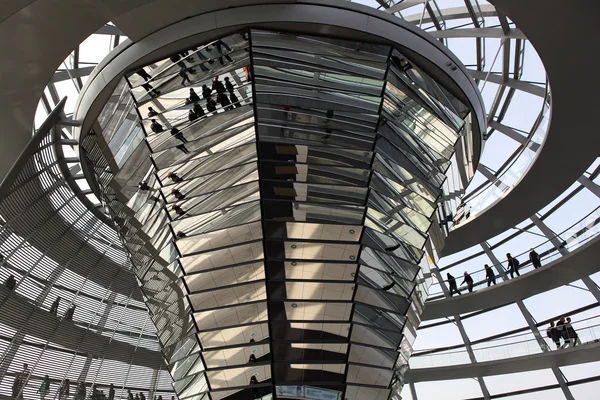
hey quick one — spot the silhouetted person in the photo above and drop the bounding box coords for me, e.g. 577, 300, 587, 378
179, 69, 191, 86
4, 274, 16, 290
217, 92, 233, 111
213, 76, 226, 94
12, 363, 29, 400
202, 84, 212, 100
461, 271, 474, 292
556, 316, 567, 348
138, 181, 150, 191
37, 375, 50, 400
171, 127, 188, 143
188, 110, 199, 122
170, 54, 186, 69
49, 297, 61, 315
150, 120, 163, 133
485, 264, 496, 286
447, 273, 460, 296
193, 102, 205, 117
59, 379, 70, 400
189, 88, 200, 103
140, 392, 146, 400
248, 353, 257, 363
171, 204, 185, 216
321, 127, 333, 142
176, 144, 189, 154
565, 317, 579, 347
176, 231, 186, 238
206, 98, 217, 113
147, 107, 158, 118
172, 189, 185, 200
547, 321, 561, 349
136, 68, 152, 81
136, 69, 160, 97
225, 76, 234, 93
214, 40, 233, 64
229, 92, 241, 108
127, 389, 134, 400
64, 304, 76, 321
507, 253, 520, 278
529, 248, 542, 269
167, 172, 182, 183
77, 381, 86, 400
249, 375, 259, 398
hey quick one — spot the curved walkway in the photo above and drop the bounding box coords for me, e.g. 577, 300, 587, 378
406, 341, 600, 383
422, 233, 600, 320
442, 0, 600, 255
0, 285, 163, 369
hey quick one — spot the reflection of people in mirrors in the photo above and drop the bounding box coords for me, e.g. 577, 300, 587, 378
188, 110, 199, 122
171, 127, 188, 143
214, 40, 233, 64
217, 92, 233, 111
135, 69, 160, 97
193, 102, 205, 117
224, 76, 234, 93
147, 107, 158, 118
230, 92, 241, 108
179, 69, 191, 86
189, 88, 200, 102
206, 98, 217, 113
150, 120, 163, 133
202, 84, 212, 99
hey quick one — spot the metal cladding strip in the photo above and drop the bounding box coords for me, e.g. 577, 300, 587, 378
0, 119, 171, 398
79, 27, 477, 400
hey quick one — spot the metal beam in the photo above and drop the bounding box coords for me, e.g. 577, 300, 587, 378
469, 69, 547, 97
429, 27, 526, 39
51, 66, 96, 83
94, 24, 122, 36
404, 4, 497, 23
530, 214, 568, 256
489, 120, 541, 152
386, 0, 425, 14
477, 163, 510, 191
431, 268, 491, 399
578, 175, 600, 198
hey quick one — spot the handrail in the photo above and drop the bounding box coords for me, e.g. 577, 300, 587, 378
452, 84, 551, 226
410, 320, 600, 369
427, 204, 600, 300
413, 315, 600, 356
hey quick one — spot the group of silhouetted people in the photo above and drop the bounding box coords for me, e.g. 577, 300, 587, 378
446, 249, 544, 296
143, 74, 244, 157
47, 296, 75, 321
547, 316, 580, 349
2, 275, 76, 320
11, 366, 159, 400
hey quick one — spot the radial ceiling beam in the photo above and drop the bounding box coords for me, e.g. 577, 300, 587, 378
386, 0, 425, 14
51, 66, 96, 83
429, 27, 525, 39
94, 24, 123, 36
469, 70, 546, 97
489, 120, 541, 152
404, 4, 497, 23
